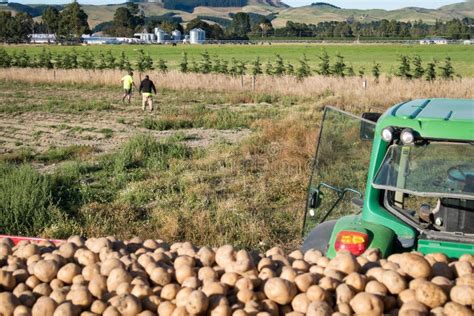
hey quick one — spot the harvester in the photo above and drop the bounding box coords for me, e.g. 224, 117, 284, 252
302, 98, 474, 258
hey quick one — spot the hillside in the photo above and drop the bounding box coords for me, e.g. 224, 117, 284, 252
5, 1, 473, 29
271, 2, 474, 27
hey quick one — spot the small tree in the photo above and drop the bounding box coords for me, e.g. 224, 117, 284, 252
0, 48, 11, 68
425, 59, 437, 81
358, 66, 365, 78
251, 57, 263, 76
229, 58, 239, 77
273, 54, 285, 76
265, 60, 274, 76
296, 54, 311, 81
199, 50, 212, 74
136, 49, 153, 75
17, 50, 31, 68
219, 59, 229, 74
318, 49, 331, 76
346, 64, 355, 77
97, 52, 107, 70
190, 59, 199, 73
396, 55, 412, 79
236, 60, 247, 76
412, 55, 424, 79
332, 53, 346, 77
117, 51, 131, 71
372, 63, 381, 82
179, 52, 189, 73
157, 59, 168, 73
439, 56, 454, 80
79, 50, 95, 70
286, 62, 295, 76
38, 48, 53, 69
105, 50, 116, 69
212, 56, 221, 73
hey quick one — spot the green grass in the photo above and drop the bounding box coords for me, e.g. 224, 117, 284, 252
2, 44, 474, 76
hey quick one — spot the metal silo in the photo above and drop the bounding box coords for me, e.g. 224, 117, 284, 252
154, 27, 167, 44
190, 28, 205, 44
172, 30, 181, 43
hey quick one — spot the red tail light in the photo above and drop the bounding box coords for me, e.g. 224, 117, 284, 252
334, 231, 369, 256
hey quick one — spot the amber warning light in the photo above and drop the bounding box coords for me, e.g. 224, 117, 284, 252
334, 231, 369, 256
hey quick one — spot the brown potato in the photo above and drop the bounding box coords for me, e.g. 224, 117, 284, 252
450, 285, 474, 306
349, 292, 384, 315
263, 277, 297, 305
415, 282, 447, 308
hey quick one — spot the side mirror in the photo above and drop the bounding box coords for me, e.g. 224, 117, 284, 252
360, 112, 381, 140
308, 188, 322, 216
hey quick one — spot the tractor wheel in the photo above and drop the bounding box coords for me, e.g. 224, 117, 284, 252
301, 220, 337, 255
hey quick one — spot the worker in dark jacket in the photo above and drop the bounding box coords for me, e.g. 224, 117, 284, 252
139, 75, 157, 112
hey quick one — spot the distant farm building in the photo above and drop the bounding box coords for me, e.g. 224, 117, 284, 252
81, 36, 122, 45
464, 39, 472, 45
0, 0, 8, 6
190, 28, 205, 44
29, 34, 56, 44
419, 37, 448, 45
134, 29, 156, 43
172, 30, 182, 43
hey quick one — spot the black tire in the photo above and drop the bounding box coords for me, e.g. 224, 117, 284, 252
301, 220, 337, 255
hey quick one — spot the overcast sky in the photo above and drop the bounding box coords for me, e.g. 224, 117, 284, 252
14, 0, 466, 9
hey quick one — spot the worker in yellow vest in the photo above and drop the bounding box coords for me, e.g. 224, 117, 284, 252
121, 71, 137, 104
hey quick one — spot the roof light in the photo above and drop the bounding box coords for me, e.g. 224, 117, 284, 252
334, 231, 369, 256
400, 128, 415, 144
381, 127, 394, 142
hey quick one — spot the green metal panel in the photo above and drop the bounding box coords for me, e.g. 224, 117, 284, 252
326, 215, 395, 258
418, 239, 474, 258
377, 99, 474, 141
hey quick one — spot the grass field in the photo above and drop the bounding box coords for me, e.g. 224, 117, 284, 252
3, 43, 474, 76
0, 71, 472, 250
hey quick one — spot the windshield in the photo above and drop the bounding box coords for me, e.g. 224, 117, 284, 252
373, 143, 474, 200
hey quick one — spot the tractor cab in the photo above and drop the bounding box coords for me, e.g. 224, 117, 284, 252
302, 99, 474, 258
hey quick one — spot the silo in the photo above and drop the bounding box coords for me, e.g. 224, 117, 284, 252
190, 28, 205, 44
172, 30, 181, 43
154, 27, 167, 44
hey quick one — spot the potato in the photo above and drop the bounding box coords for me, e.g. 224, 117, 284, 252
0, 292, 20, 316
381, 270, 407, 294
344, 272, 366, 292
291, 293, 310, 313
33, 261, 59, 283
450, 285, 474, 306
185, 290, 209, 314
365, 280, 387, 296
306, 301, 333, 316
110, 293, 142, 315
53, 302, 79, 316
107, 268, 132, 292
88, 275, 107, 299
32, 296, 57, 316
103, 306, 120, 316
161, 283, 181, 300
176, 287, 193, 307
306, 285, 328, 302
14, 305, 32, 316
202, 281, 227, 297
0, 270, 17, 290
50, 288, 69, 305
443, 302, 473, 316
158, 301, 177, 316
398, 254, 432, 279
57, 264, 80, 285
175, 266, 196, 285
90, 300, 107, 314
398, 301, 428, 316
335, 283, 354, 304
349, 292, 384, 315
142, 295, 161, 312
81, 264, 100, 282
65, 287, 93, 308
327, 252, 360, 275
263, 278, 297, 305
415, 281, 447, 308
294, 273, 316, 292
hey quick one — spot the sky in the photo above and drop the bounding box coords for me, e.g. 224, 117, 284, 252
14, 0, 466, 9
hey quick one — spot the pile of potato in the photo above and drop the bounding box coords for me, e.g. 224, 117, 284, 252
0, 236, 473, 316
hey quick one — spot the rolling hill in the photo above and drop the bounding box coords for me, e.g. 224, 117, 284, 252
4, 1, 473, 29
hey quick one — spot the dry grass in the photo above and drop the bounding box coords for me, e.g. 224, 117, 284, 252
1, 68, 472, 111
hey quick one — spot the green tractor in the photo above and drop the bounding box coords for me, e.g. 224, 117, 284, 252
302, 98, 474, 259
